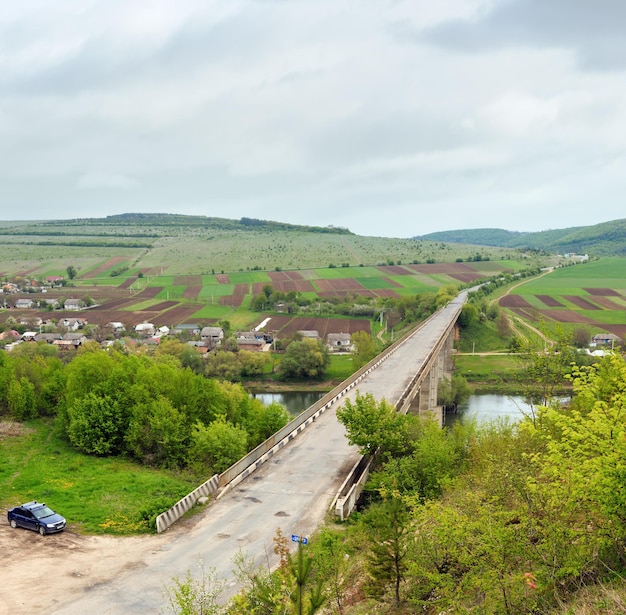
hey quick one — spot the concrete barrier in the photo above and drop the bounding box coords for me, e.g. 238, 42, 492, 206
155, 312, 441, 532
156, 474, 219, 533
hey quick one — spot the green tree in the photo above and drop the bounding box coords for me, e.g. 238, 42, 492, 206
363, 491, 412, 604
190, 417, 248, 474
125, 396, 188, 467
163, 561, 226, 615
205, 351, 242, 381
277, 338, 329, 380
351, 331, 376, 369
66, 265, 77, 280
66, 392, 126, 455
336, 392, 408, 458
7, 376, 36, 420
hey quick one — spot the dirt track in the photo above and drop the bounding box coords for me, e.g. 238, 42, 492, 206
0, 519, 167, 615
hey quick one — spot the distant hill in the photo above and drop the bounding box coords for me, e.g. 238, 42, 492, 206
415, 219, 626, 256
49, 213, 354, 235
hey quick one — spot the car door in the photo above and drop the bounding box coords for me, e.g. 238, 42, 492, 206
19, 509, 37, 531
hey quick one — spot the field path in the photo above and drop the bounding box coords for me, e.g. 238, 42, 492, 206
493, 268, 554, 346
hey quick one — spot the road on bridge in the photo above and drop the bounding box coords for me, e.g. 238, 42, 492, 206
28, 295, 465, 615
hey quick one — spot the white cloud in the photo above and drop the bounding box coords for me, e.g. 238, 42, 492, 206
0, 0, 625, 237
76, 171, 140, 190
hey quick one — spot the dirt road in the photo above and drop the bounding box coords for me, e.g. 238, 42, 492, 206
1, 520, 167, 615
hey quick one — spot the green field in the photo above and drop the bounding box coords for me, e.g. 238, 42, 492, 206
0, 420, 198, 534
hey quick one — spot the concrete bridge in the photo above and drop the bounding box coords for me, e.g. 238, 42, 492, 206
48, 291, 467, 615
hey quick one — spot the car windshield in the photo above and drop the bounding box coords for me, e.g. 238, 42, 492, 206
32, 506, 56, 519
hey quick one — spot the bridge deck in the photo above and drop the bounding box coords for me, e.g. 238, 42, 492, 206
49, 296, 465, 614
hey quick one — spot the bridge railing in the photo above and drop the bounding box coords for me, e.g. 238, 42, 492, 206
156, 311, 439, 532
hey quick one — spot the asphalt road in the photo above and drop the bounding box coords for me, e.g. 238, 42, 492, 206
47, 295, 465, 614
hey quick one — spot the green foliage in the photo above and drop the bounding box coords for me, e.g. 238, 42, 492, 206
163, 561, 226, 615
351, 331, 376, 369
278, 338, 330, 381
125, 396, 188, 467
336, 392, 408, 458
362, 493, 411, 603
190, 418, 248, 474
437, 374, 470, 411
66, 392, 126, 455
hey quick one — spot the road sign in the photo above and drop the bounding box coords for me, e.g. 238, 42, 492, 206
291, 534, 308, 545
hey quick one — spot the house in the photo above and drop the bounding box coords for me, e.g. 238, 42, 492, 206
15, 298, 34, 309
64, 298, 83, 311
297, 330, 320, 340
35, 333, 63, 344
326, 333, 353, 352
58, 317, 82, 331
42, 298, 60, 309
63, 333, 87, 347
201, 326, 224, 347
173, 323, 201, 336
19, 316, 43, 327
591, 333, 621, 347
236, 335, 267, 351
135, 322, 156, 337
46, 276, 64, 284
0, 330, 22, 342
106, 322, 126, 334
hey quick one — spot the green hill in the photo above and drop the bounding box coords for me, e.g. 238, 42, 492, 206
415, 218, 626, 256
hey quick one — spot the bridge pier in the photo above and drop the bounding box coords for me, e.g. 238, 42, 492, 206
408, 325, 457, 426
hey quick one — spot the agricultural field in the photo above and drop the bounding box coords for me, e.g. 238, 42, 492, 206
499, 257, 626, 340
0, 216, 550, 335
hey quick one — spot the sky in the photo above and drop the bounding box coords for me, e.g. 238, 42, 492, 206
2, 0, 626, 238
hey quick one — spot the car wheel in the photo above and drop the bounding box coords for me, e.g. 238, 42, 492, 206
10, 519, 17, 529
39, 525, 46, 536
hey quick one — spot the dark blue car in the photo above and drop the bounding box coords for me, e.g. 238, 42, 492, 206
7, 501, 66, 536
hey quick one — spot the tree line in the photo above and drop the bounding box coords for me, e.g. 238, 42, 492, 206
0, 342, 290, 474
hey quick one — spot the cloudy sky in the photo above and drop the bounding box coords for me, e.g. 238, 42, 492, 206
2, 0, 625, 237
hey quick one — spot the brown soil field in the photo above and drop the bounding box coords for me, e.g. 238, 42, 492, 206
233, 283, 250, 295
537, 309, 599, 324
449, 272, 484, 283
174, 275, 202, 286
135, 287, 163, 299
407, 263, 479, 275
81, 256, 127, 279
375, 289, 400, 298
182, 286, 201, 299
563, 295, 601, 310
255, 315, 370, 338
118, 277, 136, 289
158, 304, 207, 324
584, 288, 621, 296
587, 296, 626, 310
216, 274, 230, 284
376, 265, 412, 275
220, 295, 245, 307
146, 301, 178, 311
316, 278, 364, 291
499, 295, 534, 308
536, 294, 563, 307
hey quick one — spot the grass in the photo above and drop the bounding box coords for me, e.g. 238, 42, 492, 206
454, 354, 522, 392
0, 420, 198, 534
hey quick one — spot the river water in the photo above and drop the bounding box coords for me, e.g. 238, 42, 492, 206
254, 391, 535, 425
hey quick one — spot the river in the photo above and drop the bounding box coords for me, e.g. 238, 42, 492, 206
254, 391, 537, 425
